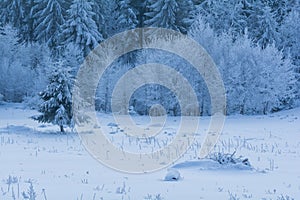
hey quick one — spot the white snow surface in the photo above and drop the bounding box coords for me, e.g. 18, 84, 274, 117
0, 103, 300, 199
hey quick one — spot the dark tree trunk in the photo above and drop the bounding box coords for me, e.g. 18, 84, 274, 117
60, 125, 64, 132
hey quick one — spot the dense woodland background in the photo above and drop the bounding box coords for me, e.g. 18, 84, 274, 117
0, 0, 299, 115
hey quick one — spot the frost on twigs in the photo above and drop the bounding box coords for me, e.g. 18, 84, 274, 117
208, 151, 251, 168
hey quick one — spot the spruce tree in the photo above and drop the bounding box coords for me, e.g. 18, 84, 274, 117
0, 0, 33, 43
263, 0, 294, 25
247, 2, 280, 49
131, 0, 147, 28
279, 3, 300, 65
61, 0, 103, 57
0, 0, 25, 28
0, 0, 9, 25
115, 0, 138, 64
117, 0, 138, 31
144, 0, 179, 31
176, 0, 196, 34
198, 0, 249, 37
32, 0, 65, 56
92, 0, 105, 36
34, 64, 73, 132
18, 0, 35, 44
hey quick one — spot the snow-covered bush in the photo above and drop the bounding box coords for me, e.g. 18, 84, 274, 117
190, 18, 296, 115
0, 26, 50, 103
209, 151, 251, 167
22, 95, 42, 110
149, 104, 166, 117
128, 105, 138, 115
95, 16, 297, 116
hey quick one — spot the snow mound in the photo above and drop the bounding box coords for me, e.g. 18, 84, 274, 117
107, 122, 118, 127
164, 169, 181, 181
172, 159, 253, 171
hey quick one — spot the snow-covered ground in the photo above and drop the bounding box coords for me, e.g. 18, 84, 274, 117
0, 103, 299, 200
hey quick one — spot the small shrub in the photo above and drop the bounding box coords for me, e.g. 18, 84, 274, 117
22, 182, 36, 200
228, 191, 240, 200
5, 175, 19, 185
209, 151, 251, 167
4, 175, 19, 193
144, 194, 164, 200
23, 95, 42, 110
277, 194, 295, 200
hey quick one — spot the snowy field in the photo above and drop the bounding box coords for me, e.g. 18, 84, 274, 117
0, 103, 299, 200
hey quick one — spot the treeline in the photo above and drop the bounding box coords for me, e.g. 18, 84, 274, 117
0, 0, 195, 58
0, 0, 299, 115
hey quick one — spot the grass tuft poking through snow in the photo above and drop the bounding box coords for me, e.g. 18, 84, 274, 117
144, 193, 164, 200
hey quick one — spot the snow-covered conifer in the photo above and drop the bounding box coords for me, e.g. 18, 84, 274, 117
117, 0, 138, 31
144, 0, 179, 31
34, 64, 73, 132
32, 0, 65, 56
247, 3, 280, 49
91, 0, 105, 35
0, 0, 25, 28
176, 0, 195, 34
61, 0, 103, 57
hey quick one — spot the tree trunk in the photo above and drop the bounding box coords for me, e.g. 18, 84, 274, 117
60, 125, 64, 132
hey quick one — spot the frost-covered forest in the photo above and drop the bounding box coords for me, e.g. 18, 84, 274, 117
0, 0, 299, 115
1, 1, 300, 199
